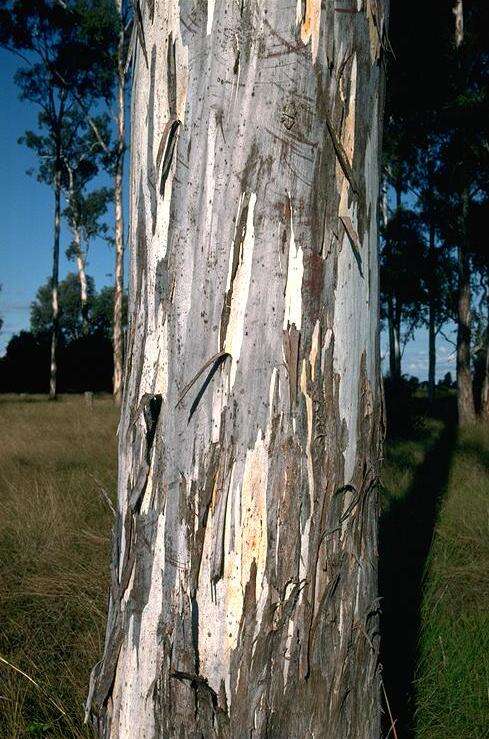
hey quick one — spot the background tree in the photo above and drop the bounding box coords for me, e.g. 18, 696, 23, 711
60, 113, 113, 333
31, 272, 96, 343
380, 208, 426, 382
0, 0, 116, 398
110, 0, 132, 405
469, 200, 489, 418
383, 0, 489, 424
91, 285, 127, 338
415, 145, 458, 403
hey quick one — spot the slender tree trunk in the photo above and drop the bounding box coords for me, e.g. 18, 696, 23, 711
481, 287, 489, 420
388, 296, 401, 382
75, 241, 89, 335
387, 293, 396, 380
89, 3, 387, 736
112, 1, 126, 405
49, 167, 61, 399
67, 171, 90, 335
395, 179, 402, 212
394, 309, 401, 380
428, 220, 436, 404
457, 188, 476, 425
453, 0, 464, 47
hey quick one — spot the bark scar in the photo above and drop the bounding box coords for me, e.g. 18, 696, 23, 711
135, 0, 149, 68
156, 117, 181, 197
340, 215, 364, 277
325, 114, 359, 196
176, 351, 230, 419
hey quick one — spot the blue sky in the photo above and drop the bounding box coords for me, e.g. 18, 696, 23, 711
0, 48, 456, 381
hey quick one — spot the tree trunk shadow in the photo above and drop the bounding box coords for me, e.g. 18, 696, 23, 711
379, 399, 457, 737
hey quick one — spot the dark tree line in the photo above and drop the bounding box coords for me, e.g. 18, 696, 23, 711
381, 0, 489, 424
0, 273, 127, 392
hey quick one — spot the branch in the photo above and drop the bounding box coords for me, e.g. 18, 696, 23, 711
437, 327, 457, 347
53, 70, 110, 155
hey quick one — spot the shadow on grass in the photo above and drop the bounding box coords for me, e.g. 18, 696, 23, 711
379, 397, 457, 737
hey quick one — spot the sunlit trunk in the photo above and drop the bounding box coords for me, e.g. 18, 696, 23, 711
453, 0, 463, 47
49, 166, 61, 399
67, 170, 89, 335
457, 188, 475, 425
89, 2, 388, 735
113, 0, 126, 406
75, 242, 89, 335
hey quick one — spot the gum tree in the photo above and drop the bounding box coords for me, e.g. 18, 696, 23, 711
89, 2, 388, 736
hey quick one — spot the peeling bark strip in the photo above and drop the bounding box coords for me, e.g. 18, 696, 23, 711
90, 1, 387, 736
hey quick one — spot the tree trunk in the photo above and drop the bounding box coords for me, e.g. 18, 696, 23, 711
394, 308, 401, 380
387, 295, 401, 383
89, 3, 387, 736
112, 0, 126, 406
67, 170, 90, 335
481, 288, 489, 420
75, 243, 89, 335
457, 189, 475, 425
387, 293, 396, 381
453, 0, 464, 47
428, 220, 436, 404
49, 167, 61, 399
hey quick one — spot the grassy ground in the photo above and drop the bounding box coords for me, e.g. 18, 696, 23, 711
0, 395, 117, 738
0, 393, 487, 737
380, 394, 489, 738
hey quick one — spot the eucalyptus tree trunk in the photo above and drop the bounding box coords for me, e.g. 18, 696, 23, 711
89, 2, 387, 736
481, 290, 489, 420
428, 220, 436, 404
387, 295, 400, 382
49, 166, 61, 399
457, 189, 475, 425
112, 0, 126, 405
75, 238, 89, 335
67, 169, 89, 335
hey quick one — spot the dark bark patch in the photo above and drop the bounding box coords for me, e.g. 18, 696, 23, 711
156, 118, 181, 198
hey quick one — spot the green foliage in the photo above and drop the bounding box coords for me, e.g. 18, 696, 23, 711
30, 273, 127, 342
91, 285, 127, 337
30, 272, 96, 342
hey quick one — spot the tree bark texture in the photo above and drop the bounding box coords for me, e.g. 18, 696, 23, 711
49, 167, 61, 399
113, 0, 126, 405
90, 2, 387, 736
457, 189, 475, 425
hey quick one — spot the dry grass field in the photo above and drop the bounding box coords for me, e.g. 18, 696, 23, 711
0, 393, 487, 737
0, 395, 117, 737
